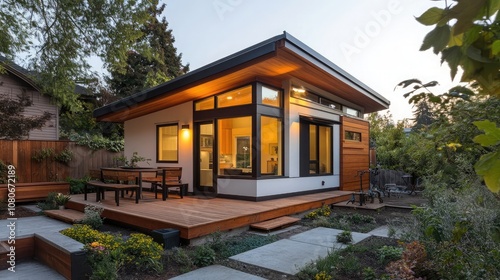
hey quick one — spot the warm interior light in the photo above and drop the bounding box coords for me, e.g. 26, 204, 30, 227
227, 96, 233, 100
292, 87, 306, 93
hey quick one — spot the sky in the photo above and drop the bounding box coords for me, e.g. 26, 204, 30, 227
162, 0, 460, 123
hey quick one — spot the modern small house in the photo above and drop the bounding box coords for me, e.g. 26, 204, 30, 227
94, 32, 390, 201
0, 56, 59, 140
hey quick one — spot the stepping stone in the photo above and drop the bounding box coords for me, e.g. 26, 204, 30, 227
170, 265, 266, 280
289, 227, 371, 248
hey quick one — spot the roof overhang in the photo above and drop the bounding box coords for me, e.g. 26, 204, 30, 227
94, 32, 390, 122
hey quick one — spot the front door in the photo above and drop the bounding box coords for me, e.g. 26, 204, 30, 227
195, 122, 216, 196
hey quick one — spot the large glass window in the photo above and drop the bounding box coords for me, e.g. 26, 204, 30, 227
261, 116, 282, 175
301, 121, 332, 175
157, 124, 178, 162
195, 97, 214, 111
217, 85, 252, 108
217, 116, 252, 176
261, 86, 281, 107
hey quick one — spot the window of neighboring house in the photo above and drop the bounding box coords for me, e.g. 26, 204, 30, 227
157, 123, 178, 162
345, 131, 362, 142
300, 121, 332, 176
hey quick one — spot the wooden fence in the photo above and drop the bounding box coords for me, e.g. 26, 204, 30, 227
0, 140, 122, 183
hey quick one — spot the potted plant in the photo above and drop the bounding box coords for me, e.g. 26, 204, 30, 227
55, 193, 71, 209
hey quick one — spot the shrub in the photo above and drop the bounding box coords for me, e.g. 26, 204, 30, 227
377, 245, 403, 264
305, 204, 331, 219
336, 230, 352, 244
167, 247, 195, 273
386, 241, 427, 279
314, 271, 332, 280
67, 177, 89, 194
191, 244, 216, 267
37, 192, 59, 210
61, 224, 121, 250
122, 233, 163, 273
85, 241, 122, 280
80, 205, 104, 229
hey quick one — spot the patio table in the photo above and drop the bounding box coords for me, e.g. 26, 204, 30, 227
100, 167, 161, 199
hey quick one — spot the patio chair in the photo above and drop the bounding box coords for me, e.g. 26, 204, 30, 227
142, 167, 187, 200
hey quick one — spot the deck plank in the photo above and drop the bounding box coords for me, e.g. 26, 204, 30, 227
67, 190, 351, 240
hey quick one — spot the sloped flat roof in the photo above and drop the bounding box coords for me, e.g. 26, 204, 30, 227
94, 32, 390, 122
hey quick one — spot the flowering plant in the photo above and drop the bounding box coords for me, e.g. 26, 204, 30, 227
54, 193, 71, 206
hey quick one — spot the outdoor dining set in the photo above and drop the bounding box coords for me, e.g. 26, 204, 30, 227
84, 167, 188, 206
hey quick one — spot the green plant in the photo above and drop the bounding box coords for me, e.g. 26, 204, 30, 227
122, 233, 163, 273
85, 241, 122, 280
217, 234, 277, 259
37, 191, 59, 210
314, 271, 332, 280
377, 245, 403, 264
32, 148, 55, 162
0, 160, 9, 184
336, 230, 352, 244
305, 204, 331, 219
80, 205, 104, 229
362, 267, 377, 280
67, 177, 89, 194
54, 148, 73, 165
167, 247, 195, 273
386, 241, 428, 279
54, 193, 71, 206
191, 244, 216, 267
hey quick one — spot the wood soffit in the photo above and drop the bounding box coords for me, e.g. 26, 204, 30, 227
97, 40, 388, 122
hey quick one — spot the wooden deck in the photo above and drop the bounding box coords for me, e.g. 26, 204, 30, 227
66, 190, 351, 240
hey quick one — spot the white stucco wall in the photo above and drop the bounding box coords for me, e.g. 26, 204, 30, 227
124, 102, 194, 191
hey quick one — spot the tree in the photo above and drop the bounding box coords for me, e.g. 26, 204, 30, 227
0, 0, 155, 110
108, 1, 189, 97
0, 93, 52, 139
417, 0, 500, 192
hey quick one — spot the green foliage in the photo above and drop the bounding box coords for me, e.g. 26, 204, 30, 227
336, 230, 353, 244
54, 148, 73, 165
107, 1, 189, 98
166, 247, 195, 273
377, 246, 403, 264
409, 180, 500, 278
122, 233, 164, 273
314, 271, 332, 280
416, 0, 500, 95
473, 120, 500, 192
32, 148, 55, 163
191, 244, 216, 267
68, 132, 124, 152
37, 191, 59, 210
62, 224, 163, 278
1, 0, 156, 110
0, 93, 52, 139
80, 205, 104, 229
67, 177, 89, 194
386, 241, 428, 279
305, 204, 331, 219
0, 160, 9, 184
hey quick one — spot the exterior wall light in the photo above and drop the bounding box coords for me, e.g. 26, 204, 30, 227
181, 124, 190, 130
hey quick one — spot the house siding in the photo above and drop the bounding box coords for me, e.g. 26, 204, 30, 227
0, 73, 58, 140
124, 102, 194, 191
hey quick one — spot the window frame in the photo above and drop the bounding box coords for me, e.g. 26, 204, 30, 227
156, 123, 179, 163
299, 118, 334, 176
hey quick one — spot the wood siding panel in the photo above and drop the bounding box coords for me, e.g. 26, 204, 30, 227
340, 116, 370, 191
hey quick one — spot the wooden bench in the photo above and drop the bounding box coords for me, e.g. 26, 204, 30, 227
0, 182, 70, 202
142, 167, 188, 200
84, 170, 139, 206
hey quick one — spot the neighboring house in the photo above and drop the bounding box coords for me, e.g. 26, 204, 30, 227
0, 56, 59, 140
94, 32, 390, 201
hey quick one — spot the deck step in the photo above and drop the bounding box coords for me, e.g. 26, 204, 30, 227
250, 216, 300, 231
44, 209, 85, 224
